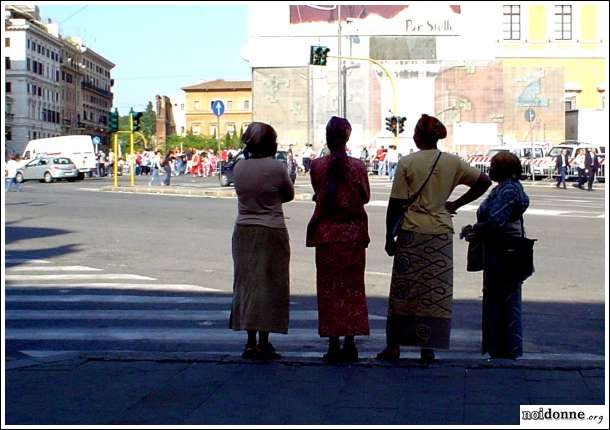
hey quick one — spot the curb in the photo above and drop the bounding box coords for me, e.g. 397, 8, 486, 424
7, 350, 604, 371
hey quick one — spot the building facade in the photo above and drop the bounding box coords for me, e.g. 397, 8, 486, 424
244, 3, 607, 155
4, 5, 115, 156
182, 79, 252, 138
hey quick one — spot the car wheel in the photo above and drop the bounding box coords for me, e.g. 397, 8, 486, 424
15, 172, 24, 183
77, 172, 85, 180
44, 172, 54, 183
219, 174, 230, 187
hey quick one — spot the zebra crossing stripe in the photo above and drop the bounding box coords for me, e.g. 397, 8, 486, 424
5, 274, 156, 281
5, 294, 232, 304
5, 258, 52, 264
6, 266, 103, 272
4, 309, 387, 321
5, 283, 222, 293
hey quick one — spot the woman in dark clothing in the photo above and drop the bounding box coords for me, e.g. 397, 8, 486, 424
461, 151, 530, 359
306, 116, 371, 362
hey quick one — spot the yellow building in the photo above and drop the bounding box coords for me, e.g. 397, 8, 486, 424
182, 79, 252, 138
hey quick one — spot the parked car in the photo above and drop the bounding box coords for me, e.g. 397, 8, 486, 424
219, 150, 296, 187
15, 157, 79, 183
22, 135, 97, 179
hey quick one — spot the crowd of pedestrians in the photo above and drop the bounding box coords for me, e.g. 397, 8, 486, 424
228, 114, 536, 364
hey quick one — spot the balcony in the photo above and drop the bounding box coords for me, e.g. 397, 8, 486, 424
81, 81, 113, 98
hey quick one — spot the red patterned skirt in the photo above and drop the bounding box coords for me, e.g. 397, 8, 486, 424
315, 242, 370, 337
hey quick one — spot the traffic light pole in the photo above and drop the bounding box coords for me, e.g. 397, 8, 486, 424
113, 133, 118, 187
329, 54, 398, 148
129, 111, 135, 187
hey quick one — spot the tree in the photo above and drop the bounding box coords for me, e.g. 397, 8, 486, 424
141, 101, 156, 140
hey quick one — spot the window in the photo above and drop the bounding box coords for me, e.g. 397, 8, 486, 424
554, 5, 572, 40
5, 57, 10, 70
37, 86, 42, 97
6, 127, 11, 141
192, 122, 201, 135
503, 5, 521, 40
37, 44, 41, 54
27, 58, 30, 71
565, 97, 576, 111
243, 100, 250, 110
209, 124, 217, 137
194, 100, 200, 111
5, 38, 9, 47
27, 39, 30, 49
227, 100, 233, 110
6, 82, 11, 93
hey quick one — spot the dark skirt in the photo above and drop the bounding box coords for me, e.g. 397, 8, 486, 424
482, 270, 523, 358
229, 224, 290, 334
386, 230, 453, 350
315, 242, 370, 337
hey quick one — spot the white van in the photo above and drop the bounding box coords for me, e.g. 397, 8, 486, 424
22, 135, 96, 179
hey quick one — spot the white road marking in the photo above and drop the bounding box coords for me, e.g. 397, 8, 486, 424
7, 266, 102, 272
5, 294, 231, 304
366, 271, 391, 277
5, 258, 52, 264
5, 274, 156, 281
5, 283, 222, 293
5, 309, 386, 321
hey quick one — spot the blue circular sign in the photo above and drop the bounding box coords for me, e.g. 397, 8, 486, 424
212, 100, 225, 117
92, 136, 101, 144
524, 108, 536, 123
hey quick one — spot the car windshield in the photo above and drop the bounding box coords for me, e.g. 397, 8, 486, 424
486, 149, 507, 157
53, 158, 72, 165
547, 147, 573, 157
275, 151, 287, 161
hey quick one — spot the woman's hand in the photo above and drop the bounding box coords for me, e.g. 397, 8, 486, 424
385, 236, 397, 257
445, 201, 458, 215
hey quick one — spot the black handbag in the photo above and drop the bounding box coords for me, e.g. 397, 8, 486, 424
466, 239, 484, 272
390, 152, 442, 237
484, 217, 536, 282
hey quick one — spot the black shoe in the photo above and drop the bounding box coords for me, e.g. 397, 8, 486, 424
420, 348, 436, 364
242, 345, 258, 360
257, 343, 281, 360
562, 184, 566, 189
322, 348, 342, 363
376, 346, 400, 362
341, 343, 359, 362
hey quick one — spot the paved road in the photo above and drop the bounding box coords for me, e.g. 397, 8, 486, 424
4, 174, 606, 363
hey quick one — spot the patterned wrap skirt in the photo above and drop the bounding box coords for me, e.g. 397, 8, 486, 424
315, 242, 370, 337
229, 224, 290, 334
386, 230, 453, 349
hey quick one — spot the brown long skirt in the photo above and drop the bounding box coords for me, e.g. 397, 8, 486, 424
229, 224, 290, 333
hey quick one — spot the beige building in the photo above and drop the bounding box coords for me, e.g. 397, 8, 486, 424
182, 79, 252, 138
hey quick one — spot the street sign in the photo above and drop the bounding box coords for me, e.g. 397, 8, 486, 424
525, 108, 536, 123
212, 100, 225, 117
92, 136, 101, 145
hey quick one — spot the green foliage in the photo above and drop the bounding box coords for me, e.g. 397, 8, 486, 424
142, 101, 156, 138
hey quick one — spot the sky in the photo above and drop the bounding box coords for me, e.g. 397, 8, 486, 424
38, 2, 252, 113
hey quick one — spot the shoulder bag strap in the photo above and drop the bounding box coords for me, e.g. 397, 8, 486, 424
409, 151, 442, 203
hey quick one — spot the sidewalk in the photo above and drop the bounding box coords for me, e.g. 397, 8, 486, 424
5, 352, 604, 425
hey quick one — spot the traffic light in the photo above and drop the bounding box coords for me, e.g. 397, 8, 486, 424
397, 116, 406, 134
132, 111, 143, 132
310, 45, 330, 66
108, 109, 119, 133
385, 115, 398, 136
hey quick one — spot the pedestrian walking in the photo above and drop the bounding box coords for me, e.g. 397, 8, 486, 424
302, 144, 313, 174
555, 148, 570, 189
306, 117, 370, 363
5, 154, 23, 192
387, 145, 399, 181
148, 150, 163, 186
229, 122, 294, 360
377, 114, 491, 363
585, 148, 600, 191
162, 150, 174, 186
460, 151, 530, 360
572, 148, 587, 189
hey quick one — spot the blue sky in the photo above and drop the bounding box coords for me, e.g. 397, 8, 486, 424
39, 4, 251, 113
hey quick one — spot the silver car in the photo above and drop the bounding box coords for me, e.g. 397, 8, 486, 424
16, 157, 79, 183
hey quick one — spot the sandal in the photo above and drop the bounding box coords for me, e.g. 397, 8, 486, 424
376, 346, 400, 362
242, 345, 258, 360
257, 343, 282, 360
